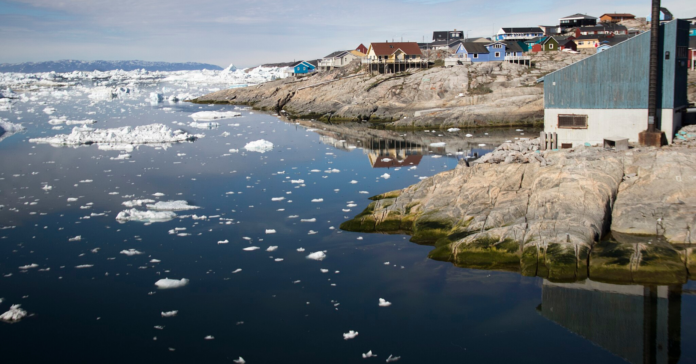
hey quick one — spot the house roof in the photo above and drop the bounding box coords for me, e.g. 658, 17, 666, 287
459, 42, 490, 54
558, 38, 576, 46
524, 36, 546, 44
350, 50, 366, 57
503, 41, 524, 52
561, 13, 597, 20
501, 27, 543, 33
599, 13, 635, 18
323, 51, 349, 59
433, 30, 464, 41
370, 42, 423, 56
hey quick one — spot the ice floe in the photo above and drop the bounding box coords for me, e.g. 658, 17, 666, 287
120, 249, 143, 256
378, 298, 392, 307
29, 124, 202, 146
306, 251, 326, 261
189, 111, 241, 121
0, 304, 28, 323
343, 330, 359, 340
145, 200, 200, 211
386, 354, 401, 362
155, 278, 189, 289
116, 209, 176, 223
244, 139, 273, 153
122, 199, 156, 208
161, 310, 178, 317
362, 350, 377, 358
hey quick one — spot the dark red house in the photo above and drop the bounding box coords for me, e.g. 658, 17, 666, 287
356, 44, 368, 54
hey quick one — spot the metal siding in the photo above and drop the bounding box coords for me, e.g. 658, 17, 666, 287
545, 20, 689, 110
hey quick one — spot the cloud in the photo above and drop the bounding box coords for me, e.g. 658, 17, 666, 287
1, 0, 695, 67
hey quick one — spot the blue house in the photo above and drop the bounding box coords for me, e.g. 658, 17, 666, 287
484, 42, 507, 61
455, 42, 490, 62
290, 61, 316, 75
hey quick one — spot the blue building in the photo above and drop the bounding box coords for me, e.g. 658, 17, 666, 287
290, 61, 316, 75
455, 41, 524, 62
544, 20, 691, 146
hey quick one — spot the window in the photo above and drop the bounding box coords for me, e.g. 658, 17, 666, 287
495, 52, 500, 57
677, 46, 688, 58
473, 54, 478, 59
558, 114, 588, 129
549, 44, 554, 49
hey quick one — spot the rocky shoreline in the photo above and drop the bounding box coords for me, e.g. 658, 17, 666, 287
192, 53, 589, 129
340, 133, 696, 285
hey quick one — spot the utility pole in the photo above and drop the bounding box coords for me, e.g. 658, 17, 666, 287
639, 0, 663, 146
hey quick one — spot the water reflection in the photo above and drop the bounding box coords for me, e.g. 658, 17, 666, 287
539, 279, 681, 364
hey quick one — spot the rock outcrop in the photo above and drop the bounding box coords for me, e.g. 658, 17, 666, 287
193, 53, 588, 129
341, 137, 696, 285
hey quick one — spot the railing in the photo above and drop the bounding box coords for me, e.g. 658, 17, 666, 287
362, 59, 429, 65
504, 56, 531, 61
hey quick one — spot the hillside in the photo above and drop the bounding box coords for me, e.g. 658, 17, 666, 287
194, 52, 588, 129
0, 60, 223, 73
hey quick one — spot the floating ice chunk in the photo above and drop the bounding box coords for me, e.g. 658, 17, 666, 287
29, 124, 201, 146
161, 310, 178, 317
429, 142, 446, 147
204, 335, 215, 340
297, 248, 305, 252
229, 149, 239, 153
42, 185, 52, 191
111, 154, 131, 160
152, 192, 165, 197
274, 258, 284, 262
362, 350, 377, 358
120, 249, 143, 256
386, 355, 401, 362
244, 139, 273, 153
43, 107, 56, 114
343, 330, 359, 340
271, 197, 285, 201
232, 269, 242, 273
150, 259, 161, 263
217, 240, 229, 244
19, 263, 38, 270
291, 179, 304, 184
65, 119, 97, 125
189, 111, 241, 121
75, 264, 94, 269
0, 120, 26, 143
267, 246, 278, 252
149, 92, 163, 103
350, 180, 358, 184
265, 229, 276, 234
122, 199, 155, 208
155, 278, 189, 289
116, 209, 176, 223
243, 246, 260, 251
68, 235, 82, 242
306, 251, 326, 261
146, 200, 200, 211
301, 218, 316, 222
233, 357, 246, 364
189, 121, 219, 129
380, 173, 390, 179
378, 298, 392, 307
308, 230, 318, 235
447, 128, 460, 132
0, 304, 27, 323
311, 198, 323, 203
320, 269, 329, 273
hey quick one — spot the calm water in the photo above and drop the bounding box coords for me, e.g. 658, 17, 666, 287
1, 83, 696, 364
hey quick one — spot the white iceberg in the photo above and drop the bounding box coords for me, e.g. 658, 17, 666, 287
243, 246, 260, 251
161, 310, 178, 317
0, 304, 28, 323
29, 124, 202, 146
189, 121, 219, 129
343, 330, 359, 340
155, 278, 189, 289
244, 139, 273, 153
378, 298, 392, 307
146, 200, 200, 211
122, 199, 155, 208
189, 111, 241, 121
362, 350, 377, 358
306, 251, 326, 261
120, 249, 143, 256
116, 209, 176, 223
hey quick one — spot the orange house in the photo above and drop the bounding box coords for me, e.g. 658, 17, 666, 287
599, 13, 635, 23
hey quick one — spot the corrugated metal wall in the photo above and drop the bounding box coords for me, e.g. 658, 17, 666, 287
545, 20, 689, 110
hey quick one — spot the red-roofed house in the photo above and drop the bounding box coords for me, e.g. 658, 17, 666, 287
356, 44, 368, 54
365, 42, 427, 73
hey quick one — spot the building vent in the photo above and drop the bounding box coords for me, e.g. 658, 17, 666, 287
558, 114, 588, 128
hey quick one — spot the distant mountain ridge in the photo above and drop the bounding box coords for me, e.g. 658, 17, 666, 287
0, 60, 223, 73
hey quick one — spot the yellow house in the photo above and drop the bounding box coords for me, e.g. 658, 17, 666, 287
574, 36, 601, 49
365, 42, 426, 73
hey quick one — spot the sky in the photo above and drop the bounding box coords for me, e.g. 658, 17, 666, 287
0, 0, 694, 68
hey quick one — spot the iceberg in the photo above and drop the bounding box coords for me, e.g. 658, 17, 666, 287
306, 251, 326, 261
155, 278, 189, 289
115, 209, 177, 223
29, 124, 202, 146
0, 304, 28, 323
244, 139, 273, 153
189, 111, 241, 121
145, 200, 200, 211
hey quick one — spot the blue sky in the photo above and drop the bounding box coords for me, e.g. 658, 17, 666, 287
0, 0, 694, 68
